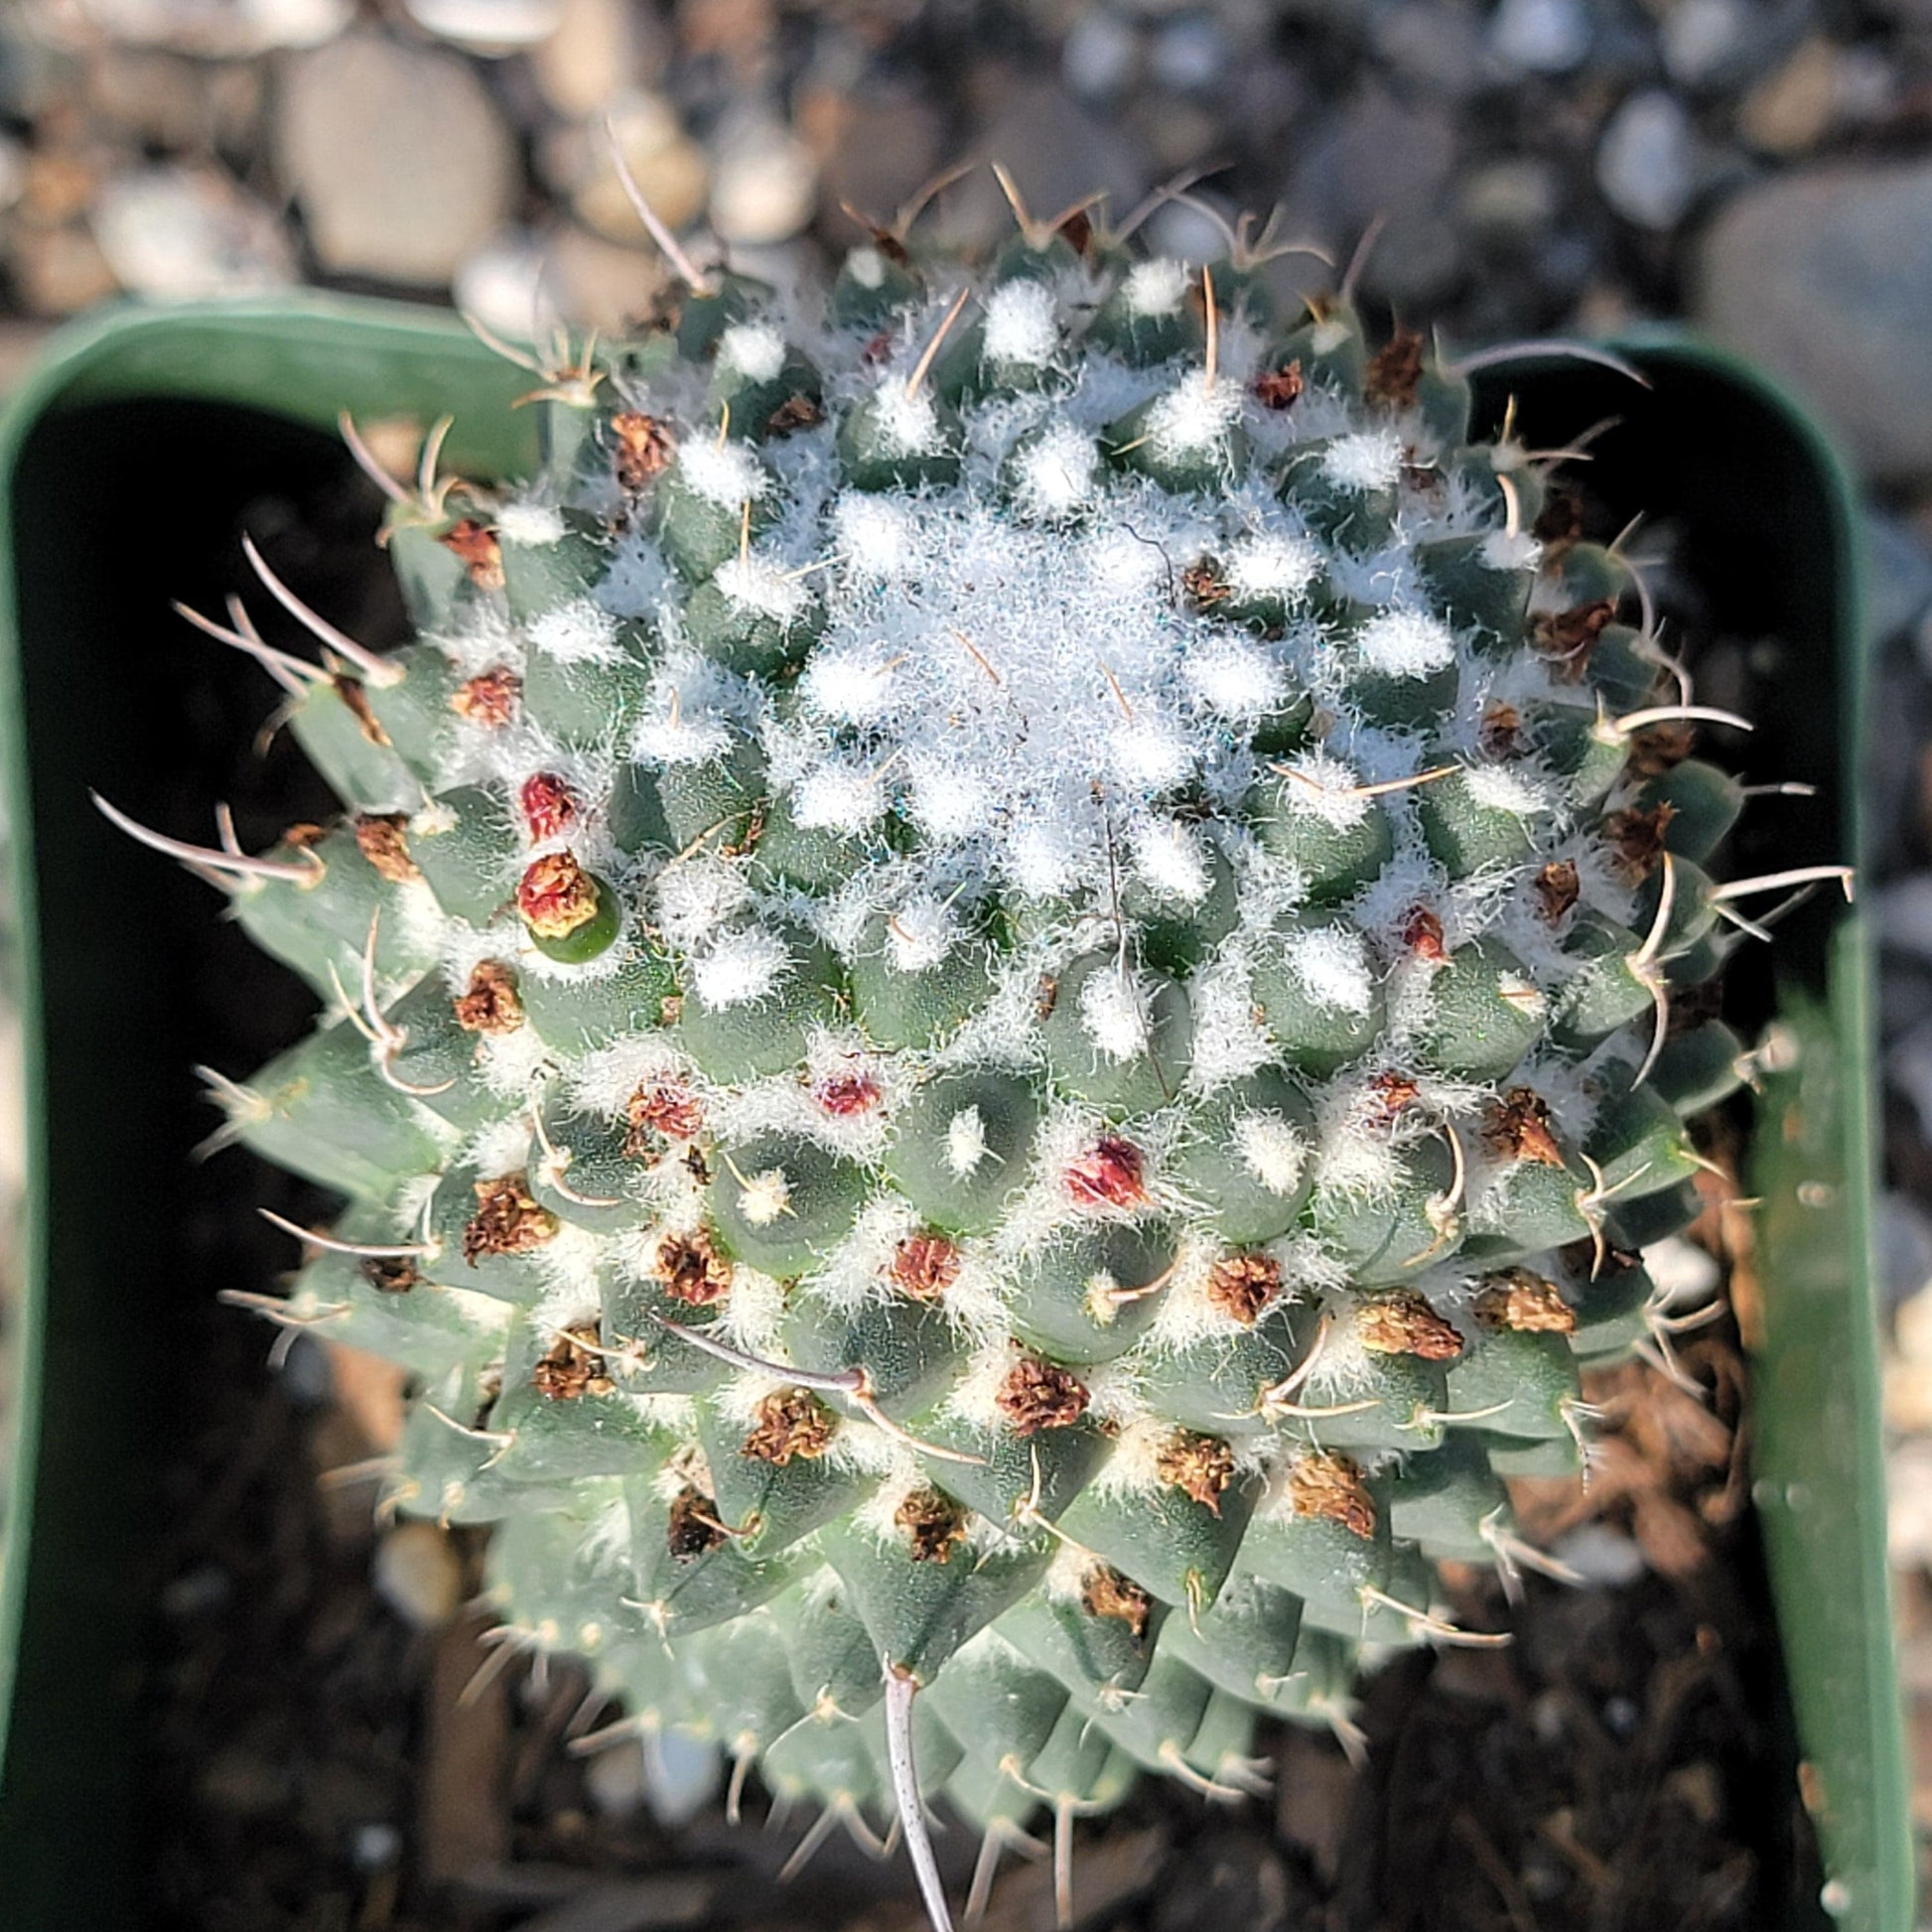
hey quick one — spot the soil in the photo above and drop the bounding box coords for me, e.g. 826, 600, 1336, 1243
90, 407, 1823, 1931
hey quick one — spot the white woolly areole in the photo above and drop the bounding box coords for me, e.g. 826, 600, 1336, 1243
527, 598, 621, 664
715, 322, 788, 383
1464, 760, 1552, 818
690, 926, 791, 1010
1122, 256, 1190, 316
982, 280, 1060, 366
1078, 961, 1151, 1062
496, 501, 567, 546
1227, 533, 1321, 600
885, 896, 955, 972
845, 246, 886, 290
653, 858, 754, 949
1355, 609, 1456, 679
792, 759, 886, 833
1146, 377, 1244, 458
1009, 422, 1101, 521
831, 492, 918, 578
1278, 750, 1375, 829
1480, 529, 1541, 571
676, 438, 767, 509
713, 555, 810, 621
736, 1167, 791, 1226
1234, 1111, 1310, 1195
945, 1105, 989, 1178
1283, 925, 1376, 1014
632, 704, 731, 766
798, 642, 897, 724
1134, 819, 1212, 905
872, 385, 944, 457
1183, 634, 1286, 718
1322, 428, 1405, 493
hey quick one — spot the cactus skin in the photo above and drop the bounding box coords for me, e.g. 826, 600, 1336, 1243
131, 207, 1796, 1923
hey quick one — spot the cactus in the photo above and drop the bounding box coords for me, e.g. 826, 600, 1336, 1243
101, 168, 1851, 1932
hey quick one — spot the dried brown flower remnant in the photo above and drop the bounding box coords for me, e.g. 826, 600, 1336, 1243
611, 410, 674, 486
1181, 558, 1231, 609
1367, 1070, 1422, 1126
897, 1486, 967, 1563
336, 676, 389, 746
1533, 488, 1585, 553
451, 666, 519, 729
1534, 859, 1582, 924
1288, 1450, 1376, 1539
440, 517, 503, 588
1065, 1135, 1148, 1209
1479, 702, 1524, 759
518, 772, 579, 843
454, 958, 523, 1035
1474, 1272, 1578, 1333
531, 1323, 613, 1400
813, 1070, 884, 1117
650, 1230, 732, 1308
995, 1357, 1091, 1436
516, 851, 602, 940
361, 1255, 419, 1295
1156, 1431, 1236, 1515
766, 393, 824, 436
1355, 1291, 1463, 1361
667, 1486, 730, 1561
1483, 1087, 1568, 1168
1402, 905, 1449, 962
352, 813, 417, 884
891, 1232, 960, 1301
1365, 330, 1425, 409
1205, 1251, 1282, 1326
463, 1175, 559, 1263
1056, 207, 1094, 255
1533, 599, 1616, 677
1627, 720, 1698, 776
1604, 803, 1676, 881
624, 1079, 704, 1156
742, 1388, 839, 1465
1081, 1564, 1154, 1639
1252, 358, 1305, 410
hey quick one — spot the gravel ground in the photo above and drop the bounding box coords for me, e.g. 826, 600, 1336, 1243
5, 0, 1932, 1920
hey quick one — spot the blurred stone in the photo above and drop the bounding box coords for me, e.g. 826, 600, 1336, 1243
1889, 1436, 1932, 1563
6, 220, 117, 315
1551, 1522, 1648, 1586
404, 0, 562, 52
1696, 160, 1932, 483
1150, 1826, 1292, 1931
1866, 510, 1932, 649
372, 1521, 465, 1630
545, 219, 668, 332
1660, 0, 1754, 87
1377, 3, 1483, 96
531, 0, 659, 118
709, 119, 816, 245
1063, 8, 1142, 99
454, 227, 552, 340
801, 85, 944, 236
1595, 88, 1698, 230
1149, 13, 1233, 91
0, 137, 25, 215
1881, 876, 1932, 964
276, 32, 516, 283
1489, 0, 1591, 74
1737, 38, 1844, 155
83, 46, 260, 149
1457, 155, 1562, 248
639, 1729, 722, 1825
551, 88, 706, 245
92, 164, 294, 296
1882, 1190, 1932, 1307
41, 0, 350, 56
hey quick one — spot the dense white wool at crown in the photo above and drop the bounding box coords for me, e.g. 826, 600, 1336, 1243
798, 641, 897, 723
689, 925, 791, 1010
885, 894, 956, 972
653, 856, 755, 949
830, 491, 918, 578
1079, 958, 1151, 1062
1122, 256, 1191, 317
1006, 816, 1085, 899
982, 278, 1060, 365
1322, 427, 1406, 493
1235, 1109, 1310, 1195
1105, 707, 1194, 790
496, 500, 568, 547
713, 553, 811, 621
1146, 376, 1245, 458
1133, 818, 1212, 904
1009, 421, 1101, 520
1284, 923, 1378, 1014
468, 1114, 535, 1178
1463, 759, 1554, 819
1480, 528, 1542, 572
1182, 633, 1286, 719
945, 1103, 990, 1178
791, 758, 887, 832
1354, 609, 1457, 679
872, 383, 945, 456
1187, 954, 1275, 1092
904, 752, 995, 843
844, 245, 887, 290
715, 321, 789, 382
676, 437, 768, 509
1276, 749, 1376, 829
1226, 532, 1322, 600
527, 597, 622, 664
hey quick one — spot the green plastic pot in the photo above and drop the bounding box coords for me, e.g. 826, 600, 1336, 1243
0, 296, 1906, 1930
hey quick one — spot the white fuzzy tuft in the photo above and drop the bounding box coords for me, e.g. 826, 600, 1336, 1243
1133, 819, 1212, 905
1234, 1110, 1309, 1195
1322, 428, 1405, 493
1355, 610, 1456, 679
654, 858, 754, 949
496, 501, 567, 546
1183, 635, 1286, 718
1283, 925, 1376, 1014
1226, 533, 1321, 600
677, 439, 767, 509
791, 759, 886, 833
736, 1167, 791, 1226
1122, 257, 1190, 316
982, 280, 1060, 366
1009, 421, 1101, 521
690, 926, 790, 1009
713, 555, 810, 621
1146, 377, 1244, 458
527, 598, 621, 664
1463, 761, 1551, 818
715, 322, 788, 382
886, 896, 956, 972
799, 642, 897, 724
831, 492, 918, 578
1078, 961, 1150, 1062
872, 385, 944, 456
1277, 750, 1374, 829
845, 246, 887, 290
945, 1105, 990, 1177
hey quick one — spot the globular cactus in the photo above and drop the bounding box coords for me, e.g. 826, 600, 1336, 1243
101, 166, 1849, 1930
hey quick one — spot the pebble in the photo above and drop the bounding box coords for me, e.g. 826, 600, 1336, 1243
1736, 39, 1843, 156
1456, 156, 1562, 249
91, 163, 294, 297
1062, 9, 1142, 99
5, 220, 118, 316
1488, 0, 1592, 75
1551, 1522, 1649, 1587
371, 1520, 465, 1630
552, 88, 706, 245
1643, 1235, 1722, 1310
641, 1728, 723, 1826
1594, 88, 1698, 230
275, 32, 516, 284
531, 0, 659, 118
708, 118, 817, 245
801, 85, 945, 238
42, 0, 350, 57
1889, 1437, 1932, 1564
1866, 511, 1932, 650
1659, 0, 1755, 89
453, 226, 555, 341
1376, 4, 1484, 98
1880, 877, 1932, 965
403, 0, 563, 53
545, 218, 671, 332
1695, 159, 1932, 483
1148, 14, 1233, 92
